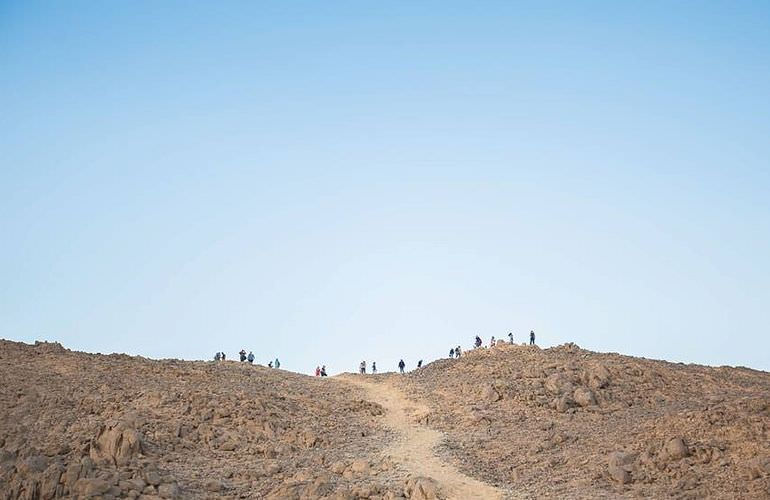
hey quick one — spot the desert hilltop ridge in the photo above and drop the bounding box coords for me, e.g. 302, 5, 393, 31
0, 339, 768, 499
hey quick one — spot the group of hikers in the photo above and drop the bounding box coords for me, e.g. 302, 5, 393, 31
470, 330, 536, 350
214, 350, 281, 369
213, 330, 537, 376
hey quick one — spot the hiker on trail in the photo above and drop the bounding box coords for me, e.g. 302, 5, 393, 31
417, 359, 423, 368
239, 350, 247, 362
372, 361, 377, 374
320, 365, 327, 376
275, 358, 281, 369
268, 361, 273, 368
359, 361, 366, 374
315, 366, 321, 377
214, 352, 221, 361
221, 352, 226, 361
398, 359, 406, 373
475, 336, 482, 348
530, 330, 535, 345
449, 348, 454, 358
508, 332, 514, 344
247, 351, 254, 364
490, 336, 495, 347
455, 346, 461, 358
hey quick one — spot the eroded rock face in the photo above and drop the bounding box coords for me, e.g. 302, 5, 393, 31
404, 476, 441, 499
90, 421, 143, 466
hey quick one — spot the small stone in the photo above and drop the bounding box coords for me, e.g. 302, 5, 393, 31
608, 465, 631, 484
204, 479, 223, 492
665, 438, 689, 460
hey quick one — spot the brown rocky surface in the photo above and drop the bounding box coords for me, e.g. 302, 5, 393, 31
0, 340, 407, 499
2, 339, 768, 498
395, 342, 770, 498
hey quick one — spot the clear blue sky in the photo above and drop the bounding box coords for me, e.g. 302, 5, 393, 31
2, 1, 769, 373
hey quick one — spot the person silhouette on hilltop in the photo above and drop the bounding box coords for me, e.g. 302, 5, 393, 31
320, 365, 327, 376
398, 359, 406, 373
247, 351, 254, 364
372, 361, 377, 374
530, 330, 535, 345
508, 332, 514, 344
475, 336, 482, 348
449, 347, 455, 358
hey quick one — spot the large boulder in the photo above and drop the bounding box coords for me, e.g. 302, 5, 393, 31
545, 373, 573, 396
89, 421, 143, 466
404, 476, 440, 499
583, 362, 611, 390
573, 387, 597, 407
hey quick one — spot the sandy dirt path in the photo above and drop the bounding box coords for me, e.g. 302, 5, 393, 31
339, 375, 505, 500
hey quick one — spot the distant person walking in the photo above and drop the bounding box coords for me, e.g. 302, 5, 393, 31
239, 349, 247, 362
372, 361, 377, 374
214, 352, 221, 361
359, 361, 366, 374
274, 358, 281, 369
490, 336, 495, 347
530, 330, 535, 345
398, 359, 405, 373
417, 359, 423, 368
474, 336, 482, 348
247, 351, 254, 364
320, 365, 327, 376
455, 346, 461, 358
508, 332, 514, 344
315, 366, 321, 377
449, 348, 455, 358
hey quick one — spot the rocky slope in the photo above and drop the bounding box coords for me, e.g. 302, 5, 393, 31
1, 339, 768, 499
0, 340, 404, 499
396, 342, 770, 499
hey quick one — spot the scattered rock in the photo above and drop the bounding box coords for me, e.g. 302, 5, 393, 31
573, 387, 597, 407
665, 438, 689, 460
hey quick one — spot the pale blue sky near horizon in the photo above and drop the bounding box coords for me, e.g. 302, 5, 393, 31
1, 1, 769, 374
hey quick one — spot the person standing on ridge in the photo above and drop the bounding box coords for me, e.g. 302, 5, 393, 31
372, 361, 377, 374
455, 346, 461, 358
315, 366, 321, 377
490, 336, 496, 347
417, 359, 423, 368
214, 352, 221, 361
530, 330, 535, 345
398, 359, 405, 373
320, 365, 327, 376
508, 332, 514, 344
475, 336, 482, 348
275, 358, 281, 369
359, 361, 366, 374
449, 348, 455, 358
247, 351, 254, 364
221, 352, 226, 361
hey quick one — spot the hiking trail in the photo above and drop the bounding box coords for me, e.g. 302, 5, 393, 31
339, 374, 506, 500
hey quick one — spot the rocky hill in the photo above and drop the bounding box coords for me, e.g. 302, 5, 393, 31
396, 342, 770, 498
0, 339, 768, 499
